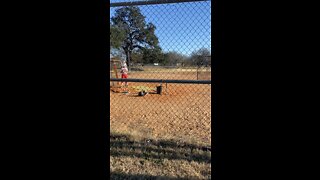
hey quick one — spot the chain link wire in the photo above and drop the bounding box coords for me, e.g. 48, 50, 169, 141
110, 1, 211, 179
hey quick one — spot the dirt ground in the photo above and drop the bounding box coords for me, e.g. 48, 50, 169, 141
110, 71, 212, 179
110, 68, 211, 81
110, 82, 211, 145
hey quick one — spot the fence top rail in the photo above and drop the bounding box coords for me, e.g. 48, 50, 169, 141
110, 78, 211, 84
110, 0, 210, 7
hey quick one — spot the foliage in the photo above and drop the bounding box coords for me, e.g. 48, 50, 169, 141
190, 48, 211, 67
110, 24, 126, 49
111, 6, 160, 69
142, 46, 164, 64
163, 51, 188, 66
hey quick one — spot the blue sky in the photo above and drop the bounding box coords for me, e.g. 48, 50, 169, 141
110, 0, 211, 56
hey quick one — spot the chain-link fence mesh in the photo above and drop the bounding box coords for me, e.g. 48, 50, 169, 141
110, 0, 211, 179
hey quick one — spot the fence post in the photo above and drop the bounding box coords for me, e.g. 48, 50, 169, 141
197, 66, 199, 80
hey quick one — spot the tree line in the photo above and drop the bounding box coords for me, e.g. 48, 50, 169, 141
110, 6, 211, 68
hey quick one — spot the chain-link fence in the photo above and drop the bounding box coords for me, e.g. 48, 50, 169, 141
110, 0, 211, 179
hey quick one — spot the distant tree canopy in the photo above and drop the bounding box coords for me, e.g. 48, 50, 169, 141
129, 50, 186, 66
142, 47, 164, 64
110, 6, 160, 69
130, 50, 143, 64
190, 48, 211, 67
110, 25, 125, 49
126, 48, 211, 67
163, 51, 188, 66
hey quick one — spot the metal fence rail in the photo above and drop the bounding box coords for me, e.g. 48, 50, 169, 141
110, 0, 210, 7
110, 78, 211, 84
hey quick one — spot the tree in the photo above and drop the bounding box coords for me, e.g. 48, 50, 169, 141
110, 22, 126, 49
111, 6, 160, 70
190, 48, 211, 67
142, 46, 164, 64
130, 49, 143, 64
164, 51, 188, 66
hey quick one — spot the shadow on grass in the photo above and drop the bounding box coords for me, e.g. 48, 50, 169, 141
110, 172, 195, 180
110, 133, 211, 164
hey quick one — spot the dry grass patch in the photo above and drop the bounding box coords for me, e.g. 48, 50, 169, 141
110, 132, 211, 180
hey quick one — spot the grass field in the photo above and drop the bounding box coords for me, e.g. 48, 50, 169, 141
110, 70, 211, 179
110, 133, 211, 180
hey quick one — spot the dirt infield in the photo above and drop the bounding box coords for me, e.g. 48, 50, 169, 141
110, 82, 211, 145
111, 67, 211, 80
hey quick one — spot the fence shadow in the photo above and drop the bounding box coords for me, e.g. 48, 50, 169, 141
110, 133, 211, 163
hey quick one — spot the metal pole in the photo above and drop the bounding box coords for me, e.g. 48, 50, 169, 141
197, 67, 199, 80
110, 78, 211, 84
110, 0, 210, 7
